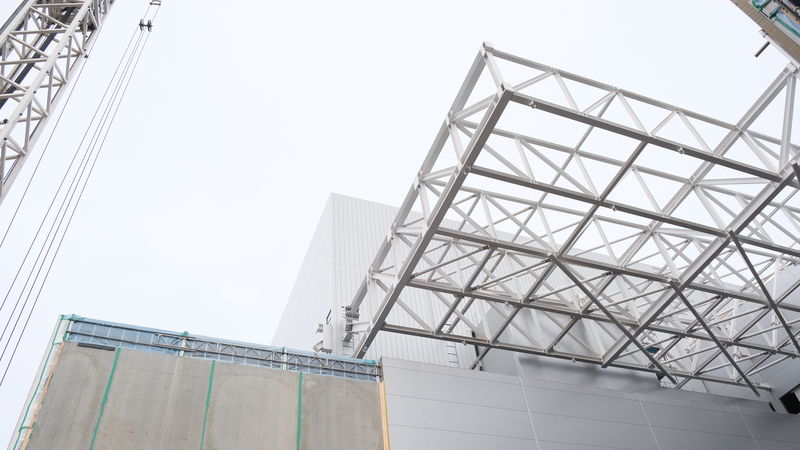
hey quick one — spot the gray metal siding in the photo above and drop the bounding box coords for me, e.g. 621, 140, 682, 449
383, 357, 800, 450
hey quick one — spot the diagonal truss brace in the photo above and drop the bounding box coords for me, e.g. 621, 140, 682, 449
346, 44, 800, 392
0, 0, 114, 203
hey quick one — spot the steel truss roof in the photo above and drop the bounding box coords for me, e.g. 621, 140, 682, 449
347, 44, 800, 394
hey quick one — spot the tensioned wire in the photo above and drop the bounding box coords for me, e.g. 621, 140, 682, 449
0, 24, 155, 386
0, 2, 160, 387
0, 27, 146, 356
0, 6, 146, 314
0, 25, 145, 347
10, 315, 67, 450
0, 5, 108, 250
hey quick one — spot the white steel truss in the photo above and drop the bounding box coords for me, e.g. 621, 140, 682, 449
0, 0, 113, 203
347, 43, 800, 394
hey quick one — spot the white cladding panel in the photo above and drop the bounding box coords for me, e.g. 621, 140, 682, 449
383, 357, 800, 450
273, 194, 475, 367
273, 199, 336, 351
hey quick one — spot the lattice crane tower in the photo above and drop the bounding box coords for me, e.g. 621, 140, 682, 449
0, 0, 113, 203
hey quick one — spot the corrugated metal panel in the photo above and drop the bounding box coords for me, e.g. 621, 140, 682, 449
272, 199, 336, 351
327, 194, 470, 367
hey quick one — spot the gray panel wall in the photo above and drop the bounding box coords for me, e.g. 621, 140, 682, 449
91, 349, 209, 449
25, 343, 116, 450
383, 357, 800, 450
21, 342, 384, 450
204, 363, 298, 450
300, 373, 384, 450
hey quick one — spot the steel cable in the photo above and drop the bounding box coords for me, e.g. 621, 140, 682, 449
0, 27, 97, 249
0, 25, 142, 313
0, 3, 160, 386
0, 30, 147, 348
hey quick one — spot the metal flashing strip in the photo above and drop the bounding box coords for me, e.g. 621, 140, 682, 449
89, 347, 120, 450
348, 43, 800, 393
295, 371, 303, 450
198, 360, 215, 450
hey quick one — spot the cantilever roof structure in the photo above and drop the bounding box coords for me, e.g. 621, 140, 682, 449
347, 44, 800, 394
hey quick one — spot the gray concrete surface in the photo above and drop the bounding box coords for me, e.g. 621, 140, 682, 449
383, 357, 800, 450
91, 349, 210, 450
26, 343, 115, 450
300, 373, 383, 450
204, 362, 299, 450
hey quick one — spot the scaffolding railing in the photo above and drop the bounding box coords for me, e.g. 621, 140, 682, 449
64, 315, 381, 381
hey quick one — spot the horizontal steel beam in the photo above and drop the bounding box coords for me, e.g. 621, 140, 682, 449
347, 45, 800, 391
381, 323, 771, 391
407, 277, 797, 358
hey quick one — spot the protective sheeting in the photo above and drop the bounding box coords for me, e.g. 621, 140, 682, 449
24, 343, 115, 450
18, 342, 384, 450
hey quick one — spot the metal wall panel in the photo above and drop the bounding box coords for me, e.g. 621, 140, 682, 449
531, 414, 659, 450
638, 400, 750, 438
273, 198, 336, 351
647, 429, 758, 450
741, 412, 800, 444
523, 386, 647, 425
389, 426, 534, 450
383, 357, 800, 450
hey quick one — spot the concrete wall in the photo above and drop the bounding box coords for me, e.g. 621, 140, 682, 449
382, 357, 800, 450
20, 342, 384, 450
91, 347, 209, 449
24, 342, 116, 450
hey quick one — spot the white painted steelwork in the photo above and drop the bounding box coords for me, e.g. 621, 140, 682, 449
0, 0, 113, 202
347, 43, 800, 394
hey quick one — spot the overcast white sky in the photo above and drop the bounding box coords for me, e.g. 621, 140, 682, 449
0, 0, 791, 443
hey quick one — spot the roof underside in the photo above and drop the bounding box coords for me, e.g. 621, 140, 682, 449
348, 44, 800, 395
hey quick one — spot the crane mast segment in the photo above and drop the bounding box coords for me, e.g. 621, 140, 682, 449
0, 0, 113, 204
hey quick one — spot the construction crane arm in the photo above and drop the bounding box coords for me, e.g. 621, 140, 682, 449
0, 0, 114, 204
